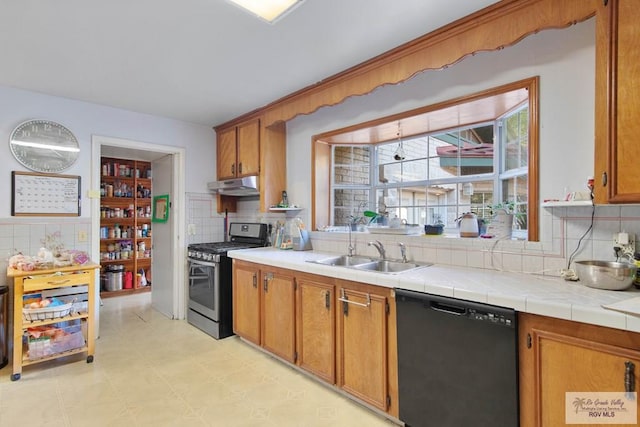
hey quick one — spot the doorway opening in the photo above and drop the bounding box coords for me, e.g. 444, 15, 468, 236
91, 136, 186, 330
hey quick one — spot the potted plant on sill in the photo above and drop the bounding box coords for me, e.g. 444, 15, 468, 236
425, 214, 445, 235
485, 202, 517, 239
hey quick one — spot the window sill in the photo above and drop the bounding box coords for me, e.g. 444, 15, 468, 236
541, 201, 593, 208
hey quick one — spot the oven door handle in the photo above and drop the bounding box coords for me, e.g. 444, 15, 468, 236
188, 259, 219, 268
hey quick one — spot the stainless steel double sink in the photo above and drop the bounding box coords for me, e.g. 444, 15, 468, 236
307, 255, 431, 274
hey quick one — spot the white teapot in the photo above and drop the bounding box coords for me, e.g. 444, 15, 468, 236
458, 212, 479, 238
389, 216, 407, 228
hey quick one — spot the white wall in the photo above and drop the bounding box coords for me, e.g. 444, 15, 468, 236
0, 84, 216, 220
286, 19, 596, 229
0, 85, 217, 288
280, 18, 640, 276
1, 18, 624, 278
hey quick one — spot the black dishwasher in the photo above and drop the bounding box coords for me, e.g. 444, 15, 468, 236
395, 289, 519, 427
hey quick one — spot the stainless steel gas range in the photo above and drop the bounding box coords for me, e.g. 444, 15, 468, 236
187, 223, 268, 339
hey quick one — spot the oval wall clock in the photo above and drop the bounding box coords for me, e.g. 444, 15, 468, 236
9, 119, 80, 173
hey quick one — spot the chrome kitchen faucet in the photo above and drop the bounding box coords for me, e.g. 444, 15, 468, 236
399, 242, 408, 263
368, 240, 386, 260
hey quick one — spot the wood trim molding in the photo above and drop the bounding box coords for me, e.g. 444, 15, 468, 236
216, 0, 597, 130
312, 77, 540, 240
528, 77, 540, 242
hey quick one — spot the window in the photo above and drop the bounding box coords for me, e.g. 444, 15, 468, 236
314, 78, 539, 240
332, 146, 371, 226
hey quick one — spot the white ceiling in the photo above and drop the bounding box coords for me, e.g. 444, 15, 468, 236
0, 0, 498, 127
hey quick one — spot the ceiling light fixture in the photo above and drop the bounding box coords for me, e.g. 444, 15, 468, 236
394, 121, 406, 161
227, 0, 305, 24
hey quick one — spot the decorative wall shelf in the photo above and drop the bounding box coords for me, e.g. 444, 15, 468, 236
541, 201, 593, 208
269, 207, 303, 218
269, 207, 302, 212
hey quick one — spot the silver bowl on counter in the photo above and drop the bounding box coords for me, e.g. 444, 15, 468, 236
574, 260, 637, 291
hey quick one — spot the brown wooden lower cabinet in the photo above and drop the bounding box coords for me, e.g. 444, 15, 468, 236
261, 267, 296, 363
232, 261, 261, 345
296, 274, 336, 384
231, 260, 399, 418
519, 313, 640, 427
336, 280, 390, 412
234, 261, 640, 424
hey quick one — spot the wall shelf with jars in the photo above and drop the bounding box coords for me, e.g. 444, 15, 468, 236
99, 157, 152, 297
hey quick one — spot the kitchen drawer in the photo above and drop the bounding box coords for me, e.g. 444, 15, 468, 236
22, 271, 92, 293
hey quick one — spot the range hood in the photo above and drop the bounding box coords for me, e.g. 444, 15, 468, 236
207, 175, 259, 196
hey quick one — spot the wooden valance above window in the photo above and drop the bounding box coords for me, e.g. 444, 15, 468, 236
216, 0, 596, 131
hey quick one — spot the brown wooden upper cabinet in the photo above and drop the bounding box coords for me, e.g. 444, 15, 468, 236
217, 119, 260, 180
595, 0, 640, 203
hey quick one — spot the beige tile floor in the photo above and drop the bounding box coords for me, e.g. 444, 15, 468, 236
0, 293, 398, 426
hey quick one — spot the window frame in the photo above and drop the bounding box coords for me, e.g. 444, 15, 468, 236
312, 77, 539, 241
332, 119, 520, 235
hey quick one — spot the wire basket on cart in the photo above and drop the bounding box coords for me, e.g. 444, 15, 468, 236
26, 322, 84, 360
22, 302, 73, 321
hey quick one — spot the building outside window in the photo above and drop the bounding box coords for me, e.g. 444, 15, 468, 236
331, 103, 528, 235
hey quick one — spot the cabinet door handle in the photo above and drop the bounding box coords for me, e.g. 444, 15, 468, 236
231, 163, 235, 175
602, 171, 607, 187
252, 273, 257, 288
338, 288, 371, 308
239, 162, 242, 174
263, 276, 268, 292
625, 361, 635, 397
325, 290, 331, 309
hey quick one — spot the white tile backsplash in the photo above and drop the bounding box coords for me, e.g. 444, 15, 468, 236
502, 253, 523, 273
592, 217, 620, 241
1, 200, 634, 279
565, 238, 593, 261
543, 256, 567, 276
466, 250, 484, 269
0, 219, 92, 260
522, 254, 544, 275
620, 205, 640, 218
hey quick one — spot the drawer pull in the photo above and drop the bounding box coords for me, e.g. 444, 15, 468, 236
46, 279, 71, 285
338, 288, 371, 308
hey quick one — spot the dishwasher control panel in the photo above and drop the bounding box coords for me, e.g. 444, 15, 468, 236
467, 308, 515, 327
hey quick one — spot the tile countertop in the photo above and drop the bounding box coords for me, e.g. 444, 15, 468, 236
228, 247, 640, 333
